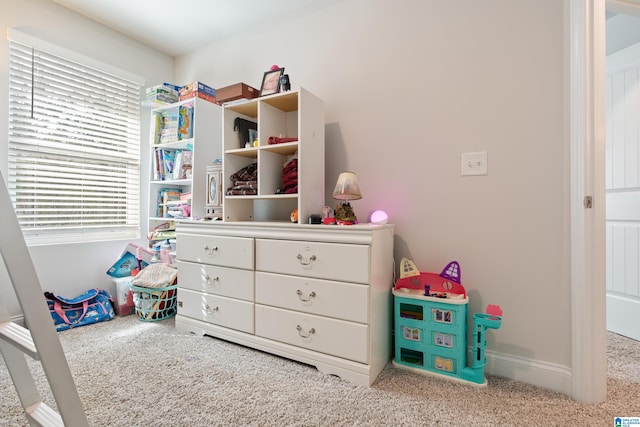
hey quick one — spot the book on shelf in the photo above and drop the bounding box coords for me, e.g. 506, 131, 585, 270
153, 109, 179, 144
162, 149, 176, 178
181, 150, 193, 179
172, 150, 183, 180
153, 148, 192, 181
161, 192, 191, 219
156, 187, 182, 217
178, 104, 194, 140
152, 104, 194, 145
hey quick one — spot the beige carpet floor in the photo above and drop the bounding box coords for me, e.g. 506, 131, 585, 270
1, 315, 638, 426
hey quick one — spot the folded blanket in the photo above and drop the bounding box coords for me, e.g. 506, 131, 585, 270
227, 163, 258, 195
230, 162, 257, 182
268, 136, 298, 145
283, 171, 298, 188
226, 186, 257, 196
131, 263, 178, 288
283, 159, 298, 174
281, 156, 298, 194
283, 185, 298, 194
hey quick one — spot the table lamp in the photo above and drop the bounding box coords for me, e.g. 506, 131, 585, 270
332, 171, 362, 225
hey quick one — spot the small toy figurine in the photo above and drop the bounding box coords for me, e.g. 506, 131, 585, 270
290, 209, 298, 223
321, 206, 336, 224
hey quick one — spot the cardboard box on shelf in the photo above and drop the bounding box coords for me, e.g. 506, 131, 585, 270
179, 81, 216, 103
215, 83, 259, 104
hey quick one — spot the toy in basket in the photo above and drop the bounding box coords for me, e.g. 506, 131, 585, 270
130, 263, 178, 322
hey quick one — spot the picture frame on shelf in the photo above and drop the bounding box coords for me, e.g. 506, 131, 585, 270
259, 68, 284, 96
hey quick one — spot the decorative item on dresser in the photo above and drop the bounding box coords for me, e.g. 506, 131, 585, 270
174, 221, 395, 386
333, 171, 362, 225
205, 163, 223, 220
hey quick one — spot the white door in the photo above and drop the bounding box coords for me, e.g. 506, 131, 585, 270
605, 41, 640, 341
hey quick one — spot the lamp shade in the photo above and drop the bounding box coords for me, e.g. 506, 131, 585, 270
332, 171, 362, 201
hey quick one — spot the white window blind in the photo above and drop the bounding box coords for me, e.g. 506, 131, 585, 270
7, 32, 143, 244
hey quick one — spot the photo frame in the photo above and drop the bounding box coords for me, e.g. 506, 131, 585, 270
259, 67, 284, 96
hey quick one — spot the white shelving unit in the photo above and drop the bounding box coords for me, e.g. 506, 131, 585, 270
222, 87, 325, 223
147, 97, 222, 245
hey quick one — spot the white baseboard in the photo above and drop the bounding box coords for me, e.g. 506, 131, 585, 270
483, 349, 572, 396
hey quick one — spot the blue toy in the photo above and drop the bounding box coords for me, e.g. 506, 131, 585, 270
392, 258, 503, 385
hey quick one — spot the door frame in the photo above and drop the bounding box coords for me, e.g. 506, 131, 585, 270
569, 0, 640, 404
569, 0, 606, 404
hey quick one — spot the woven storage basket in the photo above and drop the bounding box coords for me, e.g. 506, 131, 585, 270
129, 284, 177, 322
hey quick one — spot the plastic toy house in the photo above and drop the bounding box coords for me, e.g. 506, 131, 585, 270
392, 258, 502, 385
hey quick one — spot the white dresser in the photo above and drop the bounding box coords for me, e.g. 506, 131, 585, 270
175, 221, 395, 386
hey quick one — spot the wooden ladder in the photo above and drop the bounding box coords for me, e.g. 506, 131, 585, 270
0, 174, 88, 427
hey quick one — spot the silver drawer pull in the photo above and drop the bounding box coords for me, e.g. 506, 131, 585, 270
296, 325, 316, 338
296, 289, 316, 302
205, 275, 220, 286
203, 245, 218, 255
296, 254, 316, 265
205, 304, 219, 315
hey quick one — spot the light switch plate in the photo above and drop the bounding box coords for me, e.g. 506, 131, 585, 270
461, 151, 488, 176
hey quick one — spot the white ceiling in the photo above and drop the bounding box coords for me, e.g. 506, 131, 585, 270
51, 0, 338, 57
606, 12, 640, 55
51, 1, 640, 57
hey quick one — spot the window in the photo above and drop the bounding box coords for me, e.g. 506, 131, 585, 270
7, 30, 143, 244
433, 309, 452, 323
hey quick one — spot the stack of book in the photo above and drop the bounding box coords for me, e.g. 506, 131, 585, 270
162, 192, 191, 219
153, 149, 192, 181
156, 188, 182, 218
143, 83, 179, 107
160, 110, 179, 144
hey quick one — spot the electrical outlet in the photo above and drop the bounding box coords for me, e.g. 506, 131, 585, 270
461, 151, 488, 176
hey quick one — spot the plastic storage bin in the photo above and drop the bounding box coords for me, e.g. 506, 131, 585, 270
130, 284, 177, 321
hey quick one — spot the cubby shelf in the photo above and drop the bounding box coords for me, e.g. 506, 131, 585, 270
222, 87, 325, 223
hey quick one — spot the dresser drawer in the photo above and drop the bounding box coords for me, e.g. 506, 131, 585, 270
177, 234, 254, 269
255, 305, 369, 364
255, 239, 370, 283
177, 288, 254, 334
177, 260, 254, 301
255, 272, 368, 323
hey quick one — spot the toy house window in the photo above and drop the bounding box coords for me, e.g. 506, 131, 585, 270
433, 309, 453, 323
434, 356, 454, 372
402, 326, 422, 342
400, 348, 423, 366
434, 332, 453, 348
399, 303, 423, 320
7, 30, 143, 244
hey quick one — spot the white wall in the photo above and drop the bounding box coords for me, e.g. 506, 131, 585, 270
0, 0, 573, 395
177, 0, 571, 388
0, 0, 174, 313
